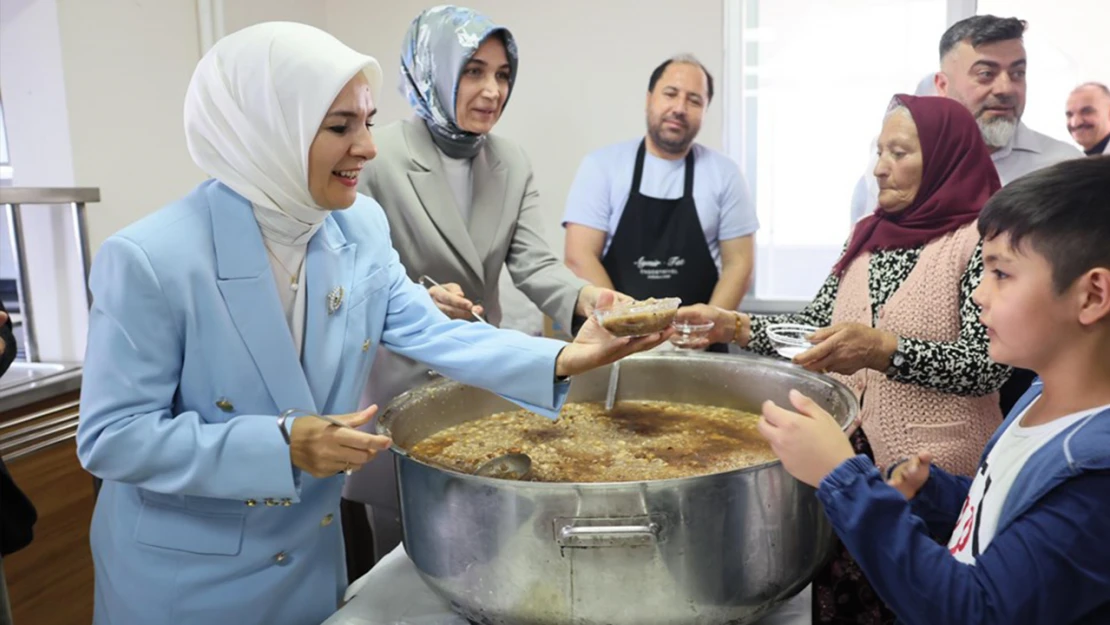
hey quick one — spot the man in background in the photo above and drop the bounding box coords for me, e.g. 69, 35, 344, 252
852, 15, 1082, 224
936, 15, 1083, 416
1066, 82, 1110, 156
849, 16, 1082, 415
562, 54, 757, 350
933, 15, 1081, 174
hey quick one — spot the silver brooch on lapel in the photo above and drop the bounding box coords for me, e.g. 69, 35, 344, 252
327, 286, 345, 315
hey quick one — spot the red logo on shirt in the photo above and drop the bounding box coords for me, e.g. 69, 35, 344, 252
950, 497, 975, 555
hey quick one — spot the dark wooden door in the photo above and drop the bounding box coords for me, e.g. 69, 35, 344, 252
2, 391, 94, 625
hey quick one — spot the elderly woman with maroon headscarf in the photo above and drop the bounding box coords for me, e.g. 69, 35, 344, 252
677, 94, 1011, 624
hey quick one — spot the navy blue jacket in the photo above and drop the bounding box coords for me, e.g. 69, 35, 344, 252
817, 380, 1110, 625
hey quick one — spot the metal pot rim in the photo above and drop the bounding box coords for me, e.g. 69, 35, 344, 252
377, 351, 859, 487
389, 447, 786, 488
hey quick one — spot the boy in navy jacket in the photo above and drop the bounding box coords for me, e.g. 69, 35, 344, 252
759, 156, 1110, 625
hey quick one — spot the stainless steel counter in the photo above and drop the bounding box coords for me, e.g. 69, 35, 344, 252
324, 544, 811, 625
0, 361, 82, 415
1, 186, 95, 414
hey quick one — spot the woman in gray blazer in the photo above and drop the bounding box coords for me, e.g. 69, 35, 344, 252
341, 5, 614, 575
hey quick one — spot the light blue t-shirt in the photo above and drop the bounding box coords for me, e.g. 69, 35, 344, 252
561, 140, 759, 268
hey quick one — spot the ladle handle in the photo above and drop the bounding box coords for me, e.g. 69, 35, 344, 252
419, 275, 489, 324
604, 361, 620, 411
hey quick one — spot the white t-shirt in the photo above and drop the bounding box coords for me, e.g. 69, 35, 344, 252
561, 140, 759, 270
947, 400, 1109, 564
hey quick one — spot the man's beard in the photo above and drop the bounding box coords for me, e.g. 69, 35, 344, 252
977, 115, 1018, 149
648, 117, 697, 155
972, 93, 1020, 149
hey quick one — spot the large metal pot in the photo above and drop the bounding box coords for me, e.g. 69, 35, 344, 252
377, 351, 859, 625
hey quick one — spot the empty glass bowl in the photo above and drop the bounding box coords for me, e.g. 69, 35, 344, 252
669, 320, 715, 348
765, 323, 818, 359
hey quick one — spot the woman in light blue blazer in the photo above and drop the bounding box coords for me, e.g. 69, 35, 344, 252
76, 22, 664, 625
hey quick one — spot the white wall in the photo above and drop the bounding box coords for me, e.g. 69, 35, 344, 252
56, 0, 725, 256
1, 0, 205, 361
323, 0, 725, 332
58, 0, 205, 253
0, 0, 724, 357
224, 0, 325, 34
6, 0, 1106, 358
0, 0, 83, 361
241, 0, 726, 258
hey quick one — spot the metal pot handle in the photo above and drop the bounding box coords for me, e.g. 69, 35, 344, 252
555, 517, 662, 548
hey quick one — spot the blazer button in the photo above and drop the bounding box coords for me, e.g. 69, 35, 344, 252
264, 498, 277, 507
362, 339, 371, 352
245, 499, 257, 507
281, 499, 292, 507
215, 398, 235, 412
274, 551, 288, 564
321, 513, 334, 527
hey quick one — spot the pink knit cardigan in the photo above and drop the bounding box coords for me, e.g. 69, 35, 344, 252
830, 222, 1002, 476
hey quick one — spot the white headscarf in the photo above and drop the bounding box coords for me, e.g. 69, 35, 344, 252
184, 22, 383, 243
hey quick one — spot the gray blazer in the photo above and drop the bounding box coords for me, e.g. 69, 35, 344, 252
345, 118, 586, 507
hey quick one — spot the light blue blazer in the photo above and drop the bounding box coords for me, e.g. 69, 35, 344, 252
76, 180, 569, 625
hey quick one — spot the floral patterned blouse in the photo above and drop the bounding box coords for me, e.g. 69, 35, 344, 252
747, 243, 1010, 397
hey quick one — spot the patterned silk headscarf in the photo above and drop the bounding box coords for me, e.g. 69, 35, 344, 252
399, 5, 518, 159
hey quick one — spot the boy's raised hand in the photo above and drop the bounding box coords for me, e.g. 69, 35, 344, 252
758, 390, 856, 487
886, 451, 933, 500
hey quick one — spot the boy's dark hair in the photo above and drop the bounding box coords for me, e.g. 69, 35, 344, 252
939, 15, 1027, 60
648, 55, 714, 103
979, 156, 1110, 293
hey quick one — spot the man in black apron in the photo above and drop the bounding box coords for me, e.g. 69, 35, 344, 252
563, 55, 757, 348
600, 141, 727, 352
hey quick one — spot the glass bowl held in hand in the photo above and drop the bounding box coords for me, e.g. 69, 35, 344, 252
669, 320, 716, 349
765, 323, 819, 360
593, 297, 682, 338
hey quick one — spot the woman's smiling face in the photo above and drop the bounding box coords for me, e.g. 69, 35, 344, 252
307, 73, 378, 210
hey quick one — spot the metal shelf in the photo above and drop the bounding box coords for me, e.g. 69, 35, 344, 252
1, 186, 99, 364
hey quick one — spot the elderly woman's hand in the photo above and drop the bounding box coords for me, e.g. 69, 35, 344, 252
289, 406, 393, 479
673, 305, 750, 348
793, 322, 898, 375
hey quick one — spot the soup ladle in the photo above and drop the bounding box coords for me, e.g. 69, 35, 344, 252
289, 410, 532, 480
414, 451, 532, 481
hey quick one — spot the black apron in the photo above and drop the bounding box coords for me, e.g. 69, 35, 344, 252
601, 141, 727, 352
